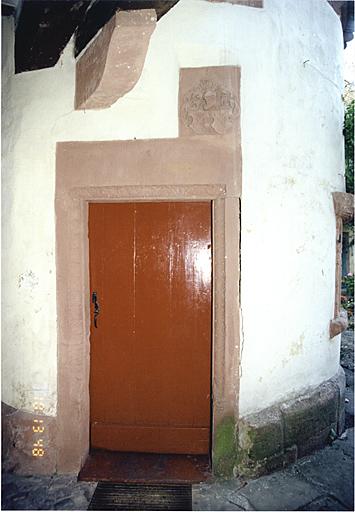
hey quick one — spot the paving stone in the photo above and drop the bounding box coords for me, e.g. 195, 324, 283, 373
345, 386, 354, 428
25, 492, 49, 509
52, 486, 73, 500
193, 495, 245, 510
194, 480, 246, 496
230, 472, 321, 511
12, 491, 31, 502
193, 481, 248, 510
54, 497, 76, 510
298, 494, 349, 511
1, 472, 97, 511
82, 482, 97, 500
2, 481, 19, 498
226, 493, 255, 510
344, 367, 354, 388
340, 330, 354, 371
71, 493, 91, 506
339, 429, 354, 457
289, 430, 354, 510
5, 497, 32, 510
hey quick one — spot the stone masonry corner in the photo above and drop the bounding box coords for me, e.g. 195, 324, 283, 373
234, 367, 345, 478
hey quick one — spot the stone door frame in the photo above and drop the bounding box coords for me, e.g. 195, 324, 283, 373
55, 135, 241, 474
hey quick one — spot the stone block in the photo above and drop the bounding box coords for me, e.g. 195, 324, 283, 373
234, 369, 345, 477
238, 406, 283, 461
330, 367, 346, 435
332, 192, 355, 221
281, 380, 338, 457
235, 406, 284, 477
261, 446, 297, 475
330, 310, 348, 338
179, 66, 241, 137
75, 9, 156, 110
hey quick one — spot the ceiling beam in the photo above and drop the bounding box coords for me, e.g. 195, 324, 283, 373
13, 0, 179, 74
10, 0, 353, 74
75, 1, 179, 57
15, 1, 91, 73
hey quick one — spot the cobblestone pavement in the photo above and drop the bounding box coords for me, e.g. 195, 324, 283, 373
2, 331, 354, 511
193, 428, 354, 511
1, 474, 96, 510
340, 329, 354, 429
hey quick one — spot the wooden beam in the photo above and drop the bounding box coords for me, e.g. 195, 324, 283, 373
75, 1, 179, 57
15, 1, 90, 73
14, 0, 179, 74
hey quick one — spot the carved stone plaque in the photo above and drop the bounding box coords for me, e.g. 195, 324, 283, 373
179, 67, 240, 137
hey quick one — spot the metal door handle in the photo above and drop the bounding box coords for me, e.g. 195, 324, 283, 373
92, 291, 100, 328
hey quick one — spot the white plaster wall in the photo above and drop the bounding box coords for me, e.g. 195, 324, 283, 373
2, 0, 345, 417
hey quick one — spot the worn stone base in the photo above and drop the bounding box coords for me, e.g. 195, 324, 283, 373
2, 368, 346, 479
234, 367, 346, 478
2, 402, 57, 475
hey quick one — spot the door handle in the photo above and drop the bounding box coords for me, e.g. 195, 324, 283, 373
92, 291, 100, 328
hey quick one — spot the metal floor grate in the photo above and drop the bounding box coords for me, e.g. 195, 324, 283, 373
88, 482, 192, 511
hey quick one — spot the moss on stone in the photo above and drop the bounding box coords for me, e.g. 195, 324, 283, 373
224, 374, 344, 478
234, 412, 284, 478
249, 425, 282, 461
213, 417, 237, 478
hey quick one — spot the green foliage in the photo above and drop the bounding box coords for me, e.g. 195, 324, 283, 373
342, 273, 354, 297
342, 273, 354, 327
344, 98, 354, 194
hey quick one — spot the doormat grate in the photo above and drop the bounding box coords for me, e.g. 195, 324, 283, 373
88, 482, 192, 511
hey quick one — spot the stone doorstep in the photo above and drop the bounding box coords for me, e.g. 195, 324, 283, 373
234, 367, 346, 477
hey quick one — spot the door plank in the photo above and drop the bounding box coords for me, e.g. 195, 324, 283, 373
91, 423, 210, 454
89, 202, 212, 454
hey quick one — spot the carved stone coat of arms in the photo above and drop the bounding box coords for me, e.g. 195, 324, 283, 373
181, 79, 239, 135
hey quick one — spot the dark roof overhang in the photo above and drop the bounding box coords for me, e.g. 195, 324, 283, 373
2, 0, 354, 74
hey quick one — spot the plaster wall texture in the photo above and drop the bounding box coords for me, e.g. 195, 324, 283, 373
2, 0, 345, 418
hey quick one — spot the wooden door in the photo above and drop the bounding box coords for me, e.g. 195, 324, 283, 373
89, 202, 212, 454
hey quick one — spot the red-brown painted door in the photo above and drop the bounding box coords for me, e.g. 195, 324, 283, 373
89, 202, 212, 454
